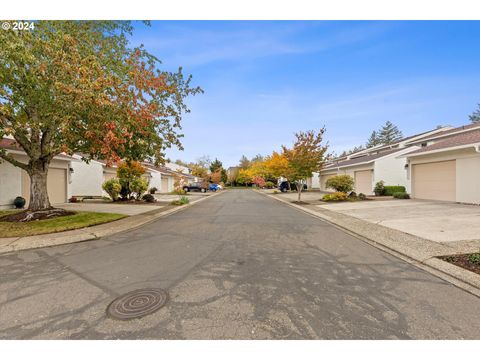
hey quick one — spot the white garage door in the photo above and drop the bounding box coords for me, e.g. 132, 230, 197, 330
321, 174, 336, 191
355, 170, 373, 195
161, 177, 169, 193
22, 168, 67, 205
412, 160, 456, 202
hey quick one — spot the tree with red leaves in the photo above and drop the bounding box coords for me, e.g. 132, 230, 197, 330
0, 21, 202, 213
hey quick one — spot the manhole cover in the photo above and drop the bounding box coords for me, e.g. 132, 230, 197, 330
106, 288, 168, 320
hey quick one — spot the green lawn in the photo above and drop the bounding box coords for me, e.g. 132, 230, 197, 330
0, 210, 126, 237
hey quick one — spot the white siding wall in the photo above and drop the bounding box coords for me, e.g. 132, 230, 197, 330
69, 158, 104, 197
310, 172, 320, 189
149, 171, 162, 192
0, 160, 22, 209
373, 147, 417, 192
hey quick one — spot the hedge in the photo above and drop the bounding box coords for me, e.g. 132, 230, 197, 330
384, 185, 406, 196
393, 192, 410, 199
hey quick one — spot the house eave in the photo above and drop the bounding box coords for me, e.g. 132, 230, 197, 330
403, 143, 480, 158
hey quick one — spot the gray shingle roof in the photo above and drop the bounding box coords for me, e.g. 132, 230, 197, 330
323, 148, 402, 170
406, 129, 480, 155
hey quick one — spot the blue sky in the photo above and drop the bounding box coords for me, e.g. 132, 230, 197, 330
131, 21, 480, 167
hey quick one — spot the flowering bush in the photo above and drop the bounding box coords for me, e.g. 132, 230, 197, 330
322, 192, 348, 202
252, 176, 266, 188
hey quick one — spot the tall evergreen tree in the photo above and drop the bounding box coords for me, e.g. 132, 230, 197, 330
239, 155, 250, 169
469, 104, 480, 123
377, 121, 403, 144
366, 130, 381, 148
209, 158, 223, 173
251, 154, 264, 163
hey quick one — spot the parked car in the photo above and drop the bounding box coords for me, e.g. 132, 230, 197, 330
278, 181, 307, 192
209, 183, 220, 192
183, 182, 207, 193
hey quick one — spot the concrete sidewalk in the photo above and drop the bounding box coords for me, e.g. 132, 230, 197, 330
0, 191, 224, 254
261, 191, 480, 297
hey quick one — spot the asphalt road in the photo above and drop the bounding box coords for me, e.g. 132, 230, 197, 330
0, 189, 479, 339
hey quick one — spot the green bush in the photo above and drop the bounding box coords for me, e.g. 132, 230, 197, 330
117, 161, 146, 200
325, 175, 354, 193
358, 193, 367, 200
130, 177, 149, 200
384, 185, 406, 196
393, 192, 410, 199
170, 196, 190, 206
149, 187, 158, 194
265, 181, 275, 188
142, 194, 156, 203
468, 253, 480, 265
322, 191, 348, 202
102, 178, 122, 201
374, 181, 385, 196
172, 188, 187, 195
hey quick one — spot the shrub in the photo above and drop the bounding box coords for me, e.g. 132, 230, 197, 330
69, 196, 78, 203
273, 190, 279, 194
142, 194, 156, 203
172, 188, 186, 195
265, 181, 275, 189
130, 177, 149, 200
384, 185, 406, 196
13, 196, 26, 209
348, 191, 357, 198
170, 196, 190, 205
374, 181, 385, 196
468, 253, 480, 265
252, 176, 266, 188
358, 193, 367, 200
393, 192, 410, 199
322, 192, 348, 202
102, 178, 122, 201
149, 187, 158, 194
325, 175, 354, 193
117, 161, 146, 199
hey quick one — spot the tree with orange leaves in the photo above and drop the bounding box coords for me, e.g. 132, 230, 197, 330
263, 151, 290, 179
282, 129, 329, 202
0, 21, 202, 214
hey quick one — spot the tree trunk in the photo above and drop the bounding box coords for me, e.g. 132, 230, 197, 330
27, 160, 52, 211
297, 182, 302, 202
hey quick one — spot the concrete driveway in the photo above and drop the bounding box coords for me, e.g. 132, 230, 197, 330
318, 199, 480, 243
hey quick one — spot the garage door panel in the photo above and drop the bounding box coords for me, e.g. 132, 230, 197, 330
413, 161, 456, 202
22, 168, 67, 205
321, 174, 336, 191
355, 170, 373, 195
161, 177, 169, 193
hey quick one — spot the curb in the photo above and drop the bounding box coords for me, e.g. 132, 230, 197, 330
0, 191, 225, 255
258, 190, 480, 298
